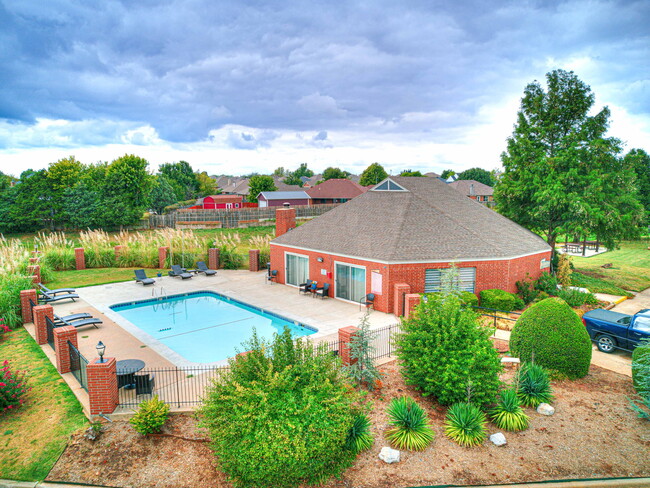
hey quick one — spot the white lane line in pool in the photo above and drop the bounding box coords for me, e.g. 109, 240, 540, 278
158, 316, 255, 340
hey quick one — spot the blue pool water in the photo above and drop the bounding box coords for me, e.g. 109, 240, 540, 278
110, 291, 316, 363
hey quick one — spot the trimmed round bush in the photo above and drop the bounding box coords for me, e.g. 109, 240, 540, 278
510, 297, 592, 379
480, 289, 525, 311
632, 340, 650, 396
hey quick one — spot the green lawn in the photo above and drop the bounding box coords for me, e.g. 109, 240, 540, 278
0, 328, 87, 481
48, 267, 168, 289
570, 239, 650, 292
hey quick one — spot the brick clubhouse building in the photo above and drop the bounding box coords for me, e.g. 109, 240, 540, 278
270, 177, 551, 315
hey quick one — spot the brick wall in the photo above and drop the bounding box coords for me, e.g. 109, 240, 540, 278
87, 357, 119, 415
275, 207, 296, 237
74, 248, 86, 270
208, 248, 220, 270
27, 265, 41, 284
158, 246, 169, 269
54, 326, 78, 374
404, 293, 421, 319
20, 289, 38, 324
270, 244, 551, 314
393, 283, 411, 317
249, 249, 260, 272
338, 326, 358, 365
33, 304, 54, 345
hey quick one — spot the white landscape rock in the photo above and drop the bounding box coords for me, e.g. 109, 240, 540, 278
537, 403, 555, 416
490, 432, 507, 446
379, 446, 401, 464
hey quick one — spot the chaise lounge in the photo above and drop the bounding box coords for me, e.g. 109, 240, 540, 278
196, 261, 217, 276
134, 269, 156, 285
169, 264, 193, 280
39, 283, 76, 296
54, 314, 102, 329
40, 291, 79, 303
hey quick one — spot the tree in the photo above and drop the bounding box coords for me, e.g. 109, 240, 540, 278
148, 176, 178, 214
625, 149, 650, 224
456, 167, 494, 186
282, 173, 303, 187
322, 167, 349, 180
248, 175, 276, 202
273, 167, 288, 177
47, 156, 85, 227
102, 155, 152, 228
495, 69, 643, 251
293, 163, 314, 179
399, 169, 423, 177
159, 161, 199, 200
440, 169, 455, 180
359, 163, 388, 186
343, 313, 382, 390
195, 171, 218, 197
0, 169, 52, 233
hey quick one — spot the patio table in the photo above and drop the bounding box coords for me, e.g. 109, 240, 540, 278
116, 359, 146, 389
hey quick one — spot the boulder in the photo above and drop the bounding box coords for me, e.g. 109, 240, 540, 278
537, 403, 555, 416
489, 432, 507, 446
379, 446, 400, 464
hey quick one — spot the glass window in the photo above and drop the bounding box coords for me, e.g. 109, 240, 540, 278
633, 316, 650, 333
425, 267, 476, 293
335, 263, 366, 302
286, 253, 309, 286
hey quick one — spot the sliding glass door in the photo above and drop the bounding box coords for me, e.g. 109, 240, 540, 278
335, 263, 366, 302
285, 253, 309, 286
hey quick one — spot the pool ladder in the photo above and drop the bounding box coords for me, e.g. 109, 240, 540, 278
152, 287, 167, 299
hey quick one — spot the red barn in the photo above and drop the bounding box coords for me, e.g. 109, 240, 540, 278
200, 195, 244, 209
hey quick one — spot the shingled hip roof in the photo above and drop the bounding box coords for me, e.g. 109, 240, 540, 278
272, 176, 550, 263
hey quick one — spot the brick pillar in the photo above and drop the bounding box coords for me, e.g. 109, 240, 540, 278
404, 294, 422, 320
114, 245, 124, 261
27, 265, 41, 284
275, 207, 296, 237
74, 248, 86, 270
338, 326, 358, 366
29, 257, 39, 264
393, 283, 411, 317
20, 289, 38, 324
208, 248, 220, 270
33, 304, 54, 345
87, 357, 118, 415
249, 249, 260, 272
158, 246, 169, 269
54, 326, 78, 374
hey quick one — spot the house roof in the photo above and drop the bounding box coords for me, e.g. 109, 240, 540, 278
272, 176, 550, 262
448, 179, 494, 197
273, 178, 303, 192
259, 191, 310, 201
305, 179, 368, 199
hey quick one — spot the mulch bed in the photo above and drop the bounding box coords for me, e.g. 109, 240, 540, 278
47, 361, 650, 488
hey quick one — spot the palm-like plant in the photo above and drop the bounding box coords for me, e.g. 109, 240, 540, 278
444, 402, 487, 447
345, 414, 374, 453
516, 362, 554, 407
490, 388, 529, 431
385, 396, 435, 451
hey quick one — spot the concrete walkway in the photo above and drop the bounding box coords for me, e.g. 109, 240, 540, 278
612, 287, 650, 315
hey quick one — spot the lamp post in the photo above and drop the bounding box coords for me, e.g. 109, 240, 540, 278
96, 341, 106, 363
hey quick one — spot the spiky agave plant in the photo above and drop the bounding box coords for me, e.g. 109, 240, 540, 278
444, 402, 487, 447
345, 414, 374, 454
385, 396, 434, 451
490, 388, 529, 431
516, 362, 554, 408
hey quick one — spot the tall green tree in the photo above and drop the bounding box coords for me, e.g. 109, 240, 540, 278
282, 173, 303, 187
456, 167, 494, 186
148, 175, 178, 214
322, 167, 349, 180
248, 175, 277, 202
195, 171, 218, 197
440, 169, 455, 180
47, 156, 85, 227
495, 69, 642, 250
399, 169, 423, 177
625, 149, 650, 224
102, 155, 153, 228
159, 161, 199, 200
0, 170, 52, 232
359, 163, 388, 186
293, 163, 314, 179
273, 167, 288, 177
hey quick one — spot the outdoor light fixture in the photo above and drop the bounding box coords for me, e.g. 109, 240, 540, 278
317, 257, 324, 263
96, 341, 106, 363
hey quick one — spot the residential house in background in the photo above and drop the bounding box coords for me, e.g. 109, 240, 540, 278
448, 179, 494, 207
199, 195, 244, 209
305, 178, 369, 204
258, 191, 311, 207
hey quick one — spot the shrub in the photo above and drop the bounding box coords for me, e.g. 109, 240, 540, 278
424, 291, 478, 308
0, 360, 30, 413
385, 396, 435, 451
41, 248, 76, 271
510, 297, 592, 379
396, 294, 502, 406
129, 395, 170, 435
490, 389, 529, 431
534, 273, 558, 294
0, 274, 35, 328
555, 287, 598, 307
199, 328, 361, 488
343, 313, 382, 390
516, 275, 538, 305
632, 339, 650, 397
479, 289, 525, 312
444, 402, 487, 447
0, 319, 10, 339
515, 362, 554, 407
556, 253, 572, 286
345, 414, 374, 454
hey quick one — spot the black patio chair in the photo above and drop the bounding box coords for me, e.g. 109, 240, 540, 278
196, 261, 217, 276
53, 312, 92, 326
299, 279, 314, 295
360, 293, 375, 311
134, 373, 155, 396
314, 283, 330, 299
39, 291, 79, 303
134, 269, 155, 285
267, 270, 278, 284
169, 264, 193, 280
55, 314, 102, 329
39, 283, 76, 296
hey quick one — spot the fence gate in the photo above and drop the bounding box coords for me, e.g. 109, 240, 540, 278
45, 316, 56, 350
68, 341, 89, 391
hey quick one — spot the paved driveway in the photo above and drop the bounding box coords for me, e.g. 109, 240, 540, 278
612, 287, 650, 315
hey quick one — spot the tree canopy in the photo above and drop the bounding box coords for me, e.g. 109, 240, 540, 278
322, 167, 349, 180
359, 163, 388, 186
495, 69, 643, 250
440, 169, 455, 180
399, 169, 423, 177
293, 163, 314, 179
248, 175, 277, 202
159, 161, 199, 200
456, 167, 494, 186
625, 149, 650, 225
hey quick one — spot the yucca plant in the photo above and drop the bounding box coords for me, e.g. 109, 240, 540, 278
490, 388, 529, 431
345, 414, 374, 453
444, 402, 487, 447
385, 396, 434, 451
516, 362, 554, 408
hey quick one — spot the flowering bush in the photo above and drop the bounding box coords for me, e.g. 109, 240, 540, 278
0, 360, 30, 413
0, 319, 10, 339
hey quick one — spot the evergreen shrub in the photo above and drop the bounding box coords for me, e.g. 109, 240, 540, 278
396, 294, 502, 406
510, 298, 592, 379
129, 395, 169, 435
632, 340, 650, 396
479, 289, 525, 311
535, 273, 558, 294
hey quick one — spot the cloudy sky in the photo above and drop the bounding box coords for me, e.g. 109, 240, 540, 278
1, 0, 648, 177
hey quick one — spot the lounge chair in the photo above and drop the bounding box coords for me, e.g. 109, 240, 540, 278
54, 313, 92, 325
39, 283, 76, 296
169, 265, 193, 280
134, 269, 155, 285
40, 291, 79, 303
360, 293, 375, 311
299, 279, 314, 295
55, 314, 102, 329
135, 373, 155, 396
267, 270, 278, 284
314, 283, 330, 299
196, 261, 217, 276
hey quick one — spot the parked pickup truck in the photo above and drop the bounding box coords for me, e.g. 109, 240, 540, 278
582, 308, 650, 353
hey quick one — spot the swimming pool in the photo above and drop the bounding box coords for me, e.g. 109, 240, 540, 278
110, 291, 316, 363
